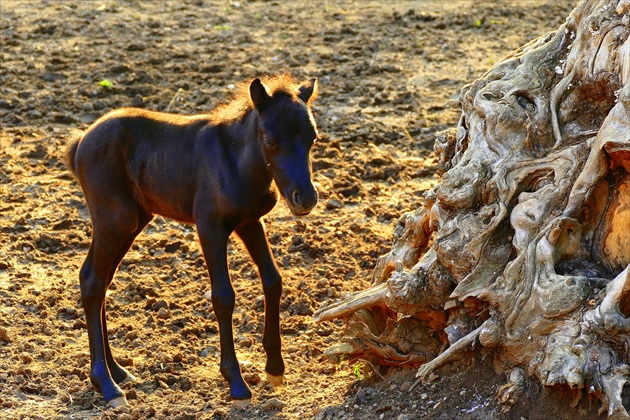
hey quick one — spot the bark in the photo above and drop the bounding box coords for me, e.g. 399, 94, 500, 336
314, 0, 630, 416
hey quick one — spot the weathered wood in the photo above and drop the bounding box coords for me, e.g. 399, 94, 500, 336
313, 283, 388, 323
317, 0, 630, 416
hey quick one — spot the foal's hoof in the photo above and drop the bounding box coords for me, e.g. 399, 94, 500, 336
232, 398, 252, 408
266, 373, 285, 387
107, 396, 129, 408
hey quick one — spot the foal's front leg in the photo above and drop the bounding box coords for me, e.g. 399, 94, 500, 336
197, 221, 252, 403
236, 220, 285, 386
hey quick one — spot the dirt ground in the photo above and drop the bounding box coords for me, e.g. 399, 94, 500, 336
0, 1, 587, 419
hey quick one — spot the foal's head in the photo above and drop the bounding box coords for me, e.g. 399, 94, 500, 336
249, 76, 319, 216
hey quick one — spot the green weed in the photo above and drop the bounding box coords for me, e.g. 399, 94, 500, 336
353, 362, 363, 381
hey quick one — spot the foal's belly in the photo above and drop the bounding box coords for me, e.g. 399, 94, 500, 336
137, 190, 196, 224
132, 175, 279, 227
131, 161, 197, 224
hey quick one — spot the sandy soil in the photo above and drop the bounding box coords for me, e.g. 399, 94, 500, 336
0, 1, 583, 419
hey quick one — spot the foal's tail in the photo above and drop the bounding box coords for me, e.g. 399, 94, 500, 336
65, 129, 83, 177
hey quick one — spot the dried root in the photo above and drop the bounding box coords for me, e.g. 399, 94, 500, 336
317, 0, 630, 416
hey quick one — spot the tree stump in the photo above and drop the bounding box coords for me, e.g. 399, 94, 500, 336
315, 0, 630, 416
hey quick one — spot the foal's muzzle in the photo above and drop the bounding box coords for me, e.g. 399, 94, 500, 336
287, 187, 318, 216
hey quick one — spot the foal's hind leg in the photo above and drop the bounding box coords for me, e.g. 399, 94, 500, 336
102, 210, 153, 385
80, 205, 146, 407
236, 220, 285, 386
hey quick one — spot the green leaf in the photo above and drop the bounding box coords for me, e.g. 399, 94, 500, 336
353, 362, 363, 380
99, 79, 113, 88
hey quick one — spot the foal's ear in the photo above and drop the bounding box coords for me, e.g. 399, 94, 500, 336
298, 78, 318, 104
250, 78, 271, 110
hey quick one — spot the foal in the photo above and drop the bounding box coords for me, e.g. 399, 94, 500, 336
66, 75, 319, 407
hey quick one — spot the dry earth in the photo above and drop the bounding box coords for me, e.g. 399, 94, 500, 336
0, 1, 586, 419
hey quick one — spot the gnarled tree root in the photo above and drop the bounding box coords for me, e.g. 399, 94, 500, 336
313, 283, 388, 323
316, 0, 630, 417
415, 322, 484, 382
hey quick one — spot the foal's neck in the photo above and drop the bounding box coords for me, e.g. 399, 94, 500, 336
226, 111, 272, 190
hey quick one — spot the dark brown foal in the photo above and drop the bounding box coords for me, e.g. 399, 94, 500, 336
66, 75, 319, 406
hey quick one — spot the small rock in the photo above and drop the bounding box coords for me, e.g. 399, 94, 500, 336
152, 300, 168, 311
377, 212, 396, 222
140, 407, 156, 418
145, 297, 157, 310
0, 98, 14, 109
261, 397, 285, 411
72, 319, 87, 330
213, 407, 229, 417
244, 372, 261, 385
127, 43, 146, 51
131, 94, 144, 108
326, 199, 343, 210
239, 360, 254, 372
179, 376, 193, 391
356, 388, 369, 404
165, 241, 183, 253
238, 338, 252, 348
268, 232, 282, 244
0, 326, 10, 342
157, 308, 170, 319
77, 113, 98, 124
125, 388, 137, 400
200, 64, 224, 73
117, 357, 134, 367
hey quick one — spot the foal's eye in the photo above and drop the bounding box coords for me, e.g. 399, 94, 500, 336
263, 137, 278, 151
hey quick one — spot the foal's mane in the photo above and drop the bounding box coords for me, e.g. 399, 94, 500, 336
208, 74, 306, 125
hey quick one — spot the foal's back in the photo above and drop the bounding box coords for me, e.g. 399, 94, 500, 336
73, 108, 217, 224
